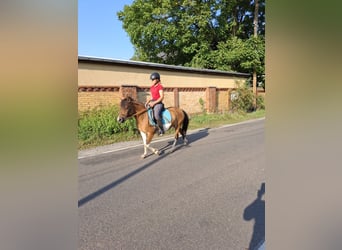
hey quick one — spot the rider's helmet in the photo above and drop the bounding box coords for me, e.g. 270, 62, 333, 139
150, 72, 160, 80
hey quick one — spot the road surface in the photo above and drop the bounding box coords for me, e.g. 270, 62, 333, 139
79, 118, 265, 250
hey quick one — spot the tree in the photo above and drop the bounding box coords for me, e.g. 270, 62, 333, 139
117, 0, 265, 85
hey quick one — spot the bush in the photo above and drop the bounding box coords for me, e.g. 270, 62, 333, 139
199, 97, 206, 113
231, 82, 265, 112
78, 105, 137, 145
256, 95, 265, 110
231, 83, 254, 112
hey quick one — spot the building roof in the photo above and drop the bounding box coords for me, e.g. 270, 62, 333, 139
78, 55, 250, 78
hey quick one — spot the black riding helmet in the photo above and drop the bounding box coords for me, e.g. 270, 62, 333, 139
150, 72, 160, 80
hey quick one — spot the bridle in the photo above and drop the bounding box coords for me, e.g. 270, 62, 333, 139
121, 101, 148, 120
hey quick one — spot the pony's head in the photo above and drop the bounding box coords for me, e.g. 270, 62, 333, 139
117, 96, 136, 123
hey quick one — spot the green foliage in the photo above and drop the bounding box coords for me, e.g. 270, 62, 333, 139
117, 0, 265, 69
198, 97, 206, 113
231, 83, 256, 113
230, 82, 265, 112
189, 111, 254, 129
78, 105, 138, 147
211, 36, 265, 85
118, 0, 265, 88
78, 108, 265, 150
256, 95, 265, 110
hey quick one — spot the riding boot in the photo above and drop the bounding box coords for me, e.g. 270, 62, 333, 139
156, 119, 164, 136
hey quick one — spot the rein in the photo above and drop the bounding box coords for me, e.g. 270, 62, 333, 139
129, 108, 147, 118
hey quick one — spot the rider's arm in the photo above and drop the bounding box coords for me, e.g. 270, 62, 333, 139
145, 95, 152, 105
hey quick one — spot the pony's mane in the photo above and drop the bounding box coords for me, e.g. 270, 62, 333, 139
121, 96, 145, 108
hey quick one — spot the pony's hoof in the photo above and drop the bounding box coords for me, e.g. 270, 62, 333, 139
154, 150, 160, 155
141, 154, 147, 159
183, 139, 188, 145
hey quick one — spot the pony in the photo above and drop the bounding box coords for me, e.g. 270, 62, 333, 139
117, 96, 189, 158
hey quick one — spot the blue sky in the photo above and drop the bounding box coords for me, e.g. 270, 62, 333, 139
78, 0, 135, 60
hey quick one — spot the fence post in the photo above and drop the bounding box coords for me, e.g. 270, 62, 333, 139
173, 88, 179, 108
227, 88, 232, 111
206, 87, 217, 113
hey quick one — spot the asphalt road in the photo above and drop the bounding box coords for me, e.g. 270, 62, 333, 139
78, 118, 265, 250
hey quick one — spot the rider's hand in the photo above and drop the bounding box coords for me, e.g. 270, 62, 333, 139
145, 101, 152, 108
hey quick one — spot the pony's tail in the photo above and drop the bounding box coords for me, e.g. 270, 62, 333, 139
181, 110, 189, 138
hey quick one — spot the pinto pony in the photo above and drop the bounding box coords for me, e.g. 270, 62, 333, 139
117, 97, 189, 158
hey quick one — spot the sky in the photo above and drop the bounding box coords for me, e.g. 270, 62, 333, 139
78, 0, 135, 60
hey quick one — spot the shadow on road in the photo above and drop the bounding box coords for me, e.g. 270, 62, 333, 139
158, 128, 210, 154
243, 182, 265, 250
78, 128, 210, 208
187, 128, 210, 144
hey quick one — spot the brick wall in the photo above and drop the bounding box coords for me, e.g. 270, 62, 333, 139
77, 86, 257, 114
217, 89, 230, 113
179, 90, 206, 114
78, 86, 265, 114
136, 87, 206, 113
78, 90, 121, 111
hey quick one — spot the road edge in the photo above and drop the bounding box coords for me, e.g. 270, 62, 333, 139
78, 117, 265, 159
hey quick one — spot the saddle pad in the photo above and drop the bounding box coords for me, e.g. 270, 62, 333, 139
161, 109, 171, 125
147, 108, 171, 127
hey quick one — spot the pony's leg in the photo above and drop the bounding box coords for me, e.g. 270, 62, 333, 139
171, 129, 180, 151
140, 131, 148, 158
140, 131, 159, 158
172, 138, 178, 148
181, 130, 188, 145
146, 132, 159, 155
183, 136, 188, 145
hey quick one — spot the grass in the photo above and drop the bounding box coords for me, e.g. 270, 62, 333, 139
78, 109, 265, 150
188, 109, 265, 130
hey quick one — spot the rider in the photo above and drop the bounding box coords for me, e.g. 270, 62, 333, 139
146, 72, 165, 136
